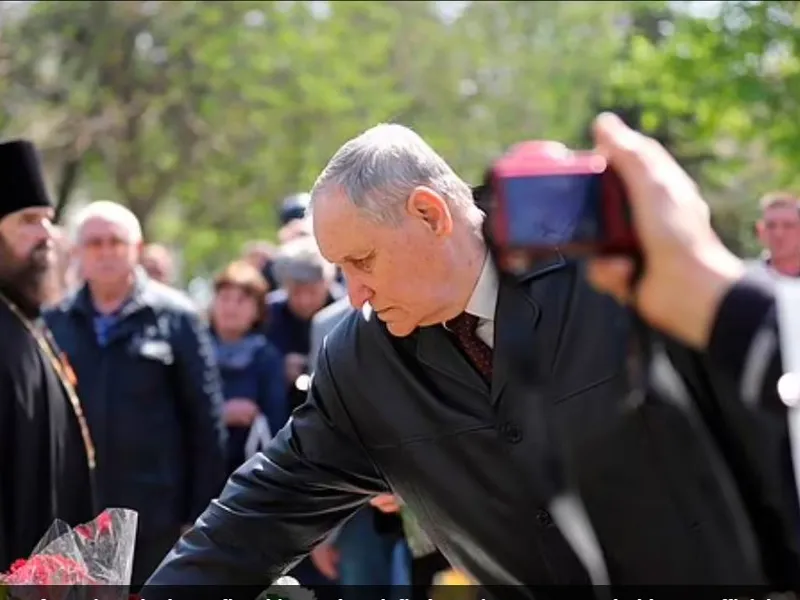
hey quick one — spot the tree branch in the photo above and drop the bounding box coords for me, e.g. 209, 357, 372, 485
53, 157, 82, 223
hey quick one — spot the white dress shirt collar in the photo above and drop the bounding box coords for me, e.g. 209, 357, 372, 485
465, 252, 499, 322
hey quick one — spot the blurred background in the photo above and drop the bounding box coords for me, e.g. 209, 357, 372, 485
3, 1, 798, 592
0, 0, 795, 283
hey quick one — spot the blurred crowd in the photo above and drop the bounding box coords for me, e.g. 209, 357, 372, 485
40, 192, 462, 595
36, 186, 800, 592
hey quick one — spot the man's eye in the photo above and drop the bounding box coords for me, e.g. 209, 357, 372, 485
353, 256, 373, 271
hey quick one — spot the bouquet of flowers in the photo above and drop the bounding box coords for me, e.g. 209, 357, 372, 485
0, 508, 137, 600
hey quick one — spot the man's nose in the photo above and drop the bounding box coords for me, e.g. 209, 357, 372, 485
39, 218, 57, 241
346, 279, 373, 309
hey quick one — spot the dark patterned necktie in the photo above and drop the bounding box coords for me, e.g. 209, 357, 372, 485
446, 312, 493, 380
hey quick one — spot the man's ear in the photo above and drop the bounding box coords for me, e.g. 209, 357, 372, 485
406, 187, 453, 236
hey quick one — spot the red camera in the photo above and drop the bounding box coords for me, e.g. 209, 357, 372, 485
477, 141, 639, 274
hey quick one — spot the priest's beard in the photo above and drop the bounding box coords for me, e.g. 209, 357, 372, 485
0, 233, 53, 313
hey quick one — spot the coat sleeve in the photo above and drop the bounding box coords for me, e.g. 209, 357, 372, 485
142, 343, 388, 588
706, 277, 783, 412
172, 310, 228, 524
660, 277, 800, 585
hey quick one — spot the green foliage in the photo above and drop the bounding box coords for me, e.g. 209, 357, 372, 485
609, 0, 800, 255
0, 0, 788, 273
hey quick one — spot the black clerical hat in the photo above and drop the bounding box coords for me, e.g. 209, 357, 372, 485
0, 139, 52, 222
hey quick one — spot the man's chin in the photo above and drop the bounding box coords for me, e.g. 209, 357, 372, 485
384, 319, 416, 338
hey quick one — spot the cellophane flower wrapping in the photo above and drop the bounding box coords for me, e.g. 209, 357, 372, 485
1, 508, 138, 600
400, 508, 437, 558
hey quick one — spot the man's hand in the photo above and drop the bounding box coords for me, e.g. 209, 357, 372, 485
285, 353, 308, 384
223, 398, 260, 427
310, 541, 339, 580
586, 113, 745, 349
369, 494, 402, 513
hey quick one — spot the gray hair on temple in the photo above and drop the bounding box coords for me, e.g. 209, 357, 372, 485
310, 123, 475, 226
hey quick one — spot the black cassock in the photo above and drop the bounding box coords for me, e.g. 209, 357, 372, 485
0, 295, 95, 571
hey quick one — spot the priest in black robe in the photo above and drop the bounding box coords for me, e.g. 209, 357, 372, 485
0, 139, 96, 571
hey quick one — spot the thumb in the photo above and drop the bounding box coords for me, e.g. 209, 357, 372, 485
592, 112, 648, 182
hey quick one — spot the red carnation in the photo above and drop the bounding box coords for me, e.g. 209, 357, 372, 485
7, 559, 27, 575
96, 510, 113, 535
1, 508, 137, 593
2, 554, 95, 585
75, 509, 113, 539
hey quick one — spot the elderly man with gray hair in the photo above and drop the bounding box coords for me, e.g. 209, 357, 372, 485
144, 119, 784, 592
44, 200, 227, 589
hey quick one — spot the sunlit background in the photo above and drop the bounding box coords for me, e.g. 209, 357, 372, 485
0, 0, 795, 284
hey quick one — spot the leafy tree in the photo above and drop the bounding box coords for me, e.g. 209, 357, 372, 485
0, 0, 424, 274
438, 1, 638, 181
608, 0, 800, 254
0, 0, 713, 273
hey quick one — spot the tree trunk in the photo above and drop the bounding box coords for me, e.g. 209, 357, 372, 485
53, 157, 83, 224
124, 195, 158, 240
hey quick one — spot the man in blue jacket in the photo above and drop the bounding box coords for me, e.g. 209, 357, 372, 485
45, 200, 227, 588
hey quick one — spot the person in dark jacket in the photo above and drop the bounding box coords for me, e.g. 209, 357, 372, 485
584, 113, 778, 403
208, 260, 289, 475
143, 121, 799, 593
263, 237, 345, 591
0, 139, 95, 571
45, 201, 227, 589
265, 236, 345, 410
586, 113, 800, 558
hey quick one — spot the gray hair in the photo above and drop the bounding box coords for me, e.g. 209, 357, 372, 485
71, 200, 143, 244
311, 123, 475, 226
273, 236, 336, 286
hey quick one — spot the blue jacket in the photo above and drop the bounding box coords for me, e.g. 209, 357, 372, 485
212, 332, 289, 473
44, 273, 227, 536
